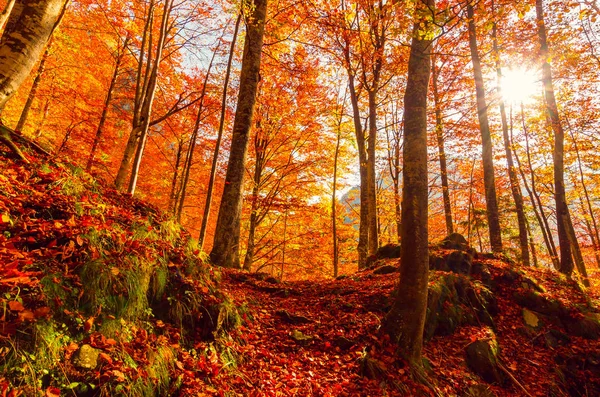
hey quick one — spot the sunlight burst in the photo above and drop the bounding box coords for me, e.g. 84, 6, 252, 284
500, 67, 539, 104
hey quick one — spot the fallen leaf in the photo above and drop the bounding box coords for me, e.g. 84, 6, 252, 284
8, 301, 24, 312
46, 386, 60, 397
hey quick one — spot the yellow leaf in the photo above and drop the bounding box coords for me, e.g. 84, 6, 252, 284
110, 267, 120, 276
1, 213, 10, 223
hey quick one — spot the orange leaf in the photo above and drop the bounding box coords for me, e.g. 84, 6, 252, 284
99, 352, 113, 364
8, 301, 24, 312
84, 317, 95, 332
18, 310, 35, 322
34, 307, 51, 318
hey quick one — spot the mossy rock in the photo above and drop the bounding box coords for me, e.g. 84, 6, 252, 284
72, 344, 100, 370
471, 261, 493, 288
376, 243, 401, 259
424, 274, 496, 340
440, 233, 469, 251
514, 289, 565, 317
465, 336, 506, 385
429, 251, 450, 272
559, 311, 600, 339
373, 264, 398, 275
447, 250, 473, 275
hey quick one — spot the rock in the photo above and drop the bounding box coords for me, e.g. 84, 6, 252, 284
290, 329, 313, 343
514, 289, 564, 316
72, 344, 100, 370
471, 261, 493, 288
523, 308, 542, 330
373, 264, 398, 275
429, 251, 450, 272
465, 337, 506, 385
560, 311, 600, 339
441, 233, 469, 250
276, 310, 312, 324
376, 243, 401, 259
447, 250, 473, 275
264, 276, 279, 284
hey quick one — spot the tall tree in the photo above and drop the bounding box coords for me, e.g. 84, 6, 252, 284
466, 1, 502, 253
0, 0, 69, 112
383, 0, 434, 364
210, 0, 268, 268
536, 0, 577, 276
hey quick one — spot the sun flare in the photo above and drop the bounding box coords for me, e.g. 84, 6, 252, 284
500, 67, 539, 104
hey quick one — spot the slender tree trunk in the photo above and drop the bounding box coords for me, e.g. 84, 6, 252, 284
382, 0, 434, 364
492, 16, 529, 265
168, 140, 183, 213
526, 216, 539, 267
0, 0, 16, 32
0, 0, 69, 112
431, 56, 453, 235
347, 71, 369, 268
467, 2, 503, 253
128, 0, 173, 195
367, 89, 379, 256
15, 41, 52, 133
332, 101, 344, 278
243, 135, 266, 271
536, 0, 575, 276
514, 104, 559, 268
569, 125, 600, 267
199, 12, 241, 249
86, 39, 127, 172
385, 109, 402, 242
210, 0, 268, 268
175, 46, 218, 221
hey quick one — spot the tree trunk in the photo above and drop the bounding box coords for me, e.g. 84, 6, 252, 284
332, 97, 344, 278
513, 104, 559, 268
127, 0, 173, 195
86, 39, 127, 172
382, 0, 434, 364
492, 15, 529, 265
0, 0, 16, 32
0, 0, 68, 113
467, 2, 503, 253
536, 0, 574, 276
168, 140, 183, 213
210, 0, 268, 268
198, 12, 241, 249
15, 40, 52, 133
367, 89, 379, 256
431, 56, 453, 235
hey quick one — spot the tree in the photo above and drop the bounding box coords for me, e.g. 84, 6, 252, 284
210, 0, 268, 268
466, 0, 502, 253
382, 0, 434, 364
0, 0, 69, 112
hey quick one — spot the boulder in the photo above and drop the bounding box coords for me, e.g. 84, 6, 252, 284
72, 344, 100, 370
441, 233, 469, 250
465, 336, 506, 385
373, 264, 398, 275
559, 311, 600, 339
376, 243, 401, 259
447, 250, 473, 275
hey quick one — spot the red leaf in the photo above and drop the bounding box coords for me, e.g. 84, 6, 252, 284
8, 301, 24, 312
46, 387, 60, 397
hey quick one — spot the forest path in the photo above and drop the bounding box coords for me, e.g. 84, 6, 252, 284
220, 270, 401, 396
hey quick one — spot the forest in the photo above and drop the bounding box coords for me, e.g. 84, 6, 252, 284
1, 0, 600, 396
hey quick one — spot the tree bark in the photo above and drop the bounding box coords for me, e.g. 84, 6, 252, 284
382, 0, 434, 364
431, 56, 453, 235
467, 1, 503, 253
536, 0, 574, 276
0, 0, 16, 32
210, 0, 268, 268
0, 0, 68, 113
367, 88, 379, 255
15, 40, 52, 133
198, 12, 241, 249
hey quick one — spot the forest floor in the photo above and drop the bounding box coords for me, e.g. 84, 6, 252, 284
212, 261, 600, 397
1, 147, 600, 396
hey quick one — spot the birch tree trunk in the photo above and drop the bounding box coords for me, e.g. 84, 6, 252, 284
0, 0, 68, 112
210, 0, 268, 268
